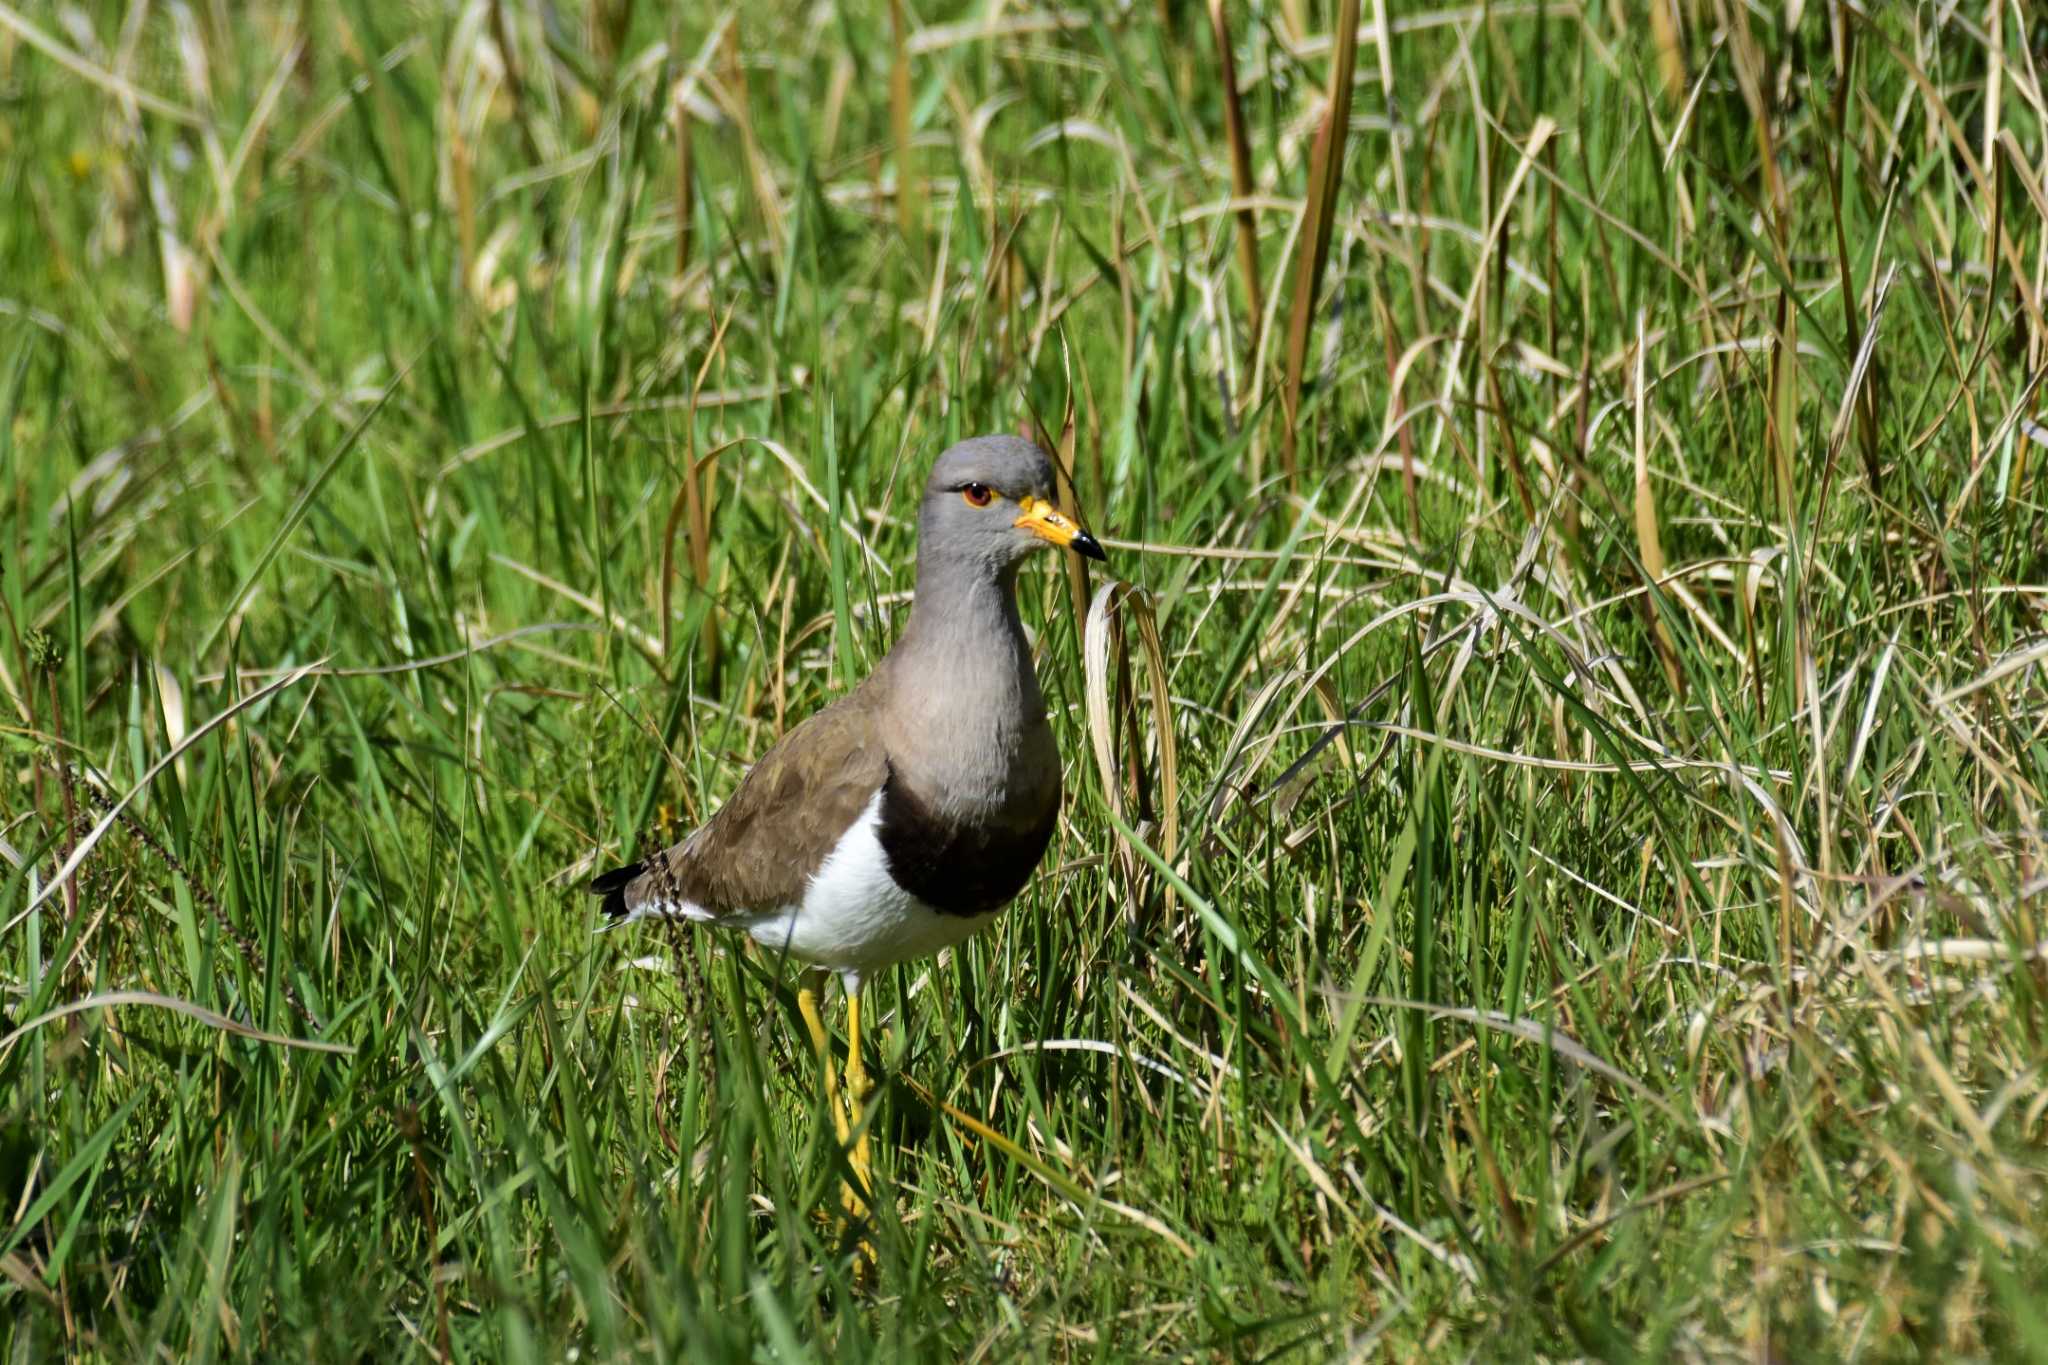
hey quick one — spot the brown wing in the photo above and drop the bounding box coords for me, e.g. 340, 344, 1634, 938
593, 685, 888, 920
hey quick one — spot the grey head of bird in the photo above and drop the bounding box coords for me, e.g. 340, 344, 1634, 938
916, 435, 1106, 578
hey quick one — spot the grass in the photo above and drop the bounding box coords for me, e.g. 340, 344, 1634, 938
3, 1, 2047, 1358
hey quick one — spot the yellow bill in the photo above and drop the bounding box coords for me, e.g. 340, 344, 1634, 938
1013, 496, 1106, 561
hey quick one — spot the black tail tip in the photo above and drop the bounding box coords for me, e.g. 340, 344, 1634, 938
589, 861, 642, 920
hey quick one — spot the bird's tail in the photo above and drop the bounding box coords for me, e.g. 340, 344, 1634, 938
587, 861, 644, 931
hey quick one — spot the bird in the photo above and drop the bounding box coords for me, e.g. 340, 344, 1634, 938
589, 434, 1105, 1218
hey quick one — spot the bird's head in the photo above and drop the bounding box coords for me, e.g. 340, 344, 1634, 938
919, 435, 1105, 574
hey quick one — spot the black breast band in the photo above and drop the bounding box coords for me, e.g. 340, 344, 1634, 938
875, 767, 1058, 917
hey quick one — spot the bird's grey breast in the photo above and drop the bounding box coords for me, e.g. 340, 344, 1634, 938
873, 751, 1059, 918
869, 572, 1063, 916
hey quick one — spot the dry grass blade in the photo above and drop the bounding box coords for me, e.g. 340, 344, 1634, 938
674, 91, 695, 281
0, 1, 206, 125
1351, 998, 1676, 1116
6, 660, 327, 932
1723, 0, 1799, 536
660, 307, 735, 679
0, 990, 357, 1058
1647, 1, 1687, 106
1451, 1089, 1528, 1248
1632, 312, 1681, 694
492, 554, 664, 662
894, 1074, 1197, 1259
890, 0, 918, 251
1824, 16, 1881, 497
1083, 582, 1182, 914
719, 20, 785, 255
1769, 290, 1801, 533
1042, 335, 1094, 633
1278, 0, 1361, 482
1533, 1173, 1730, 1277
658, 448, 715, 681
1053, 422, 1091, 631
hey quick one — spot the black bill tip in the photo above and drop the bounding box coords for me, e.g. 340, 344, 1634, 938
1071, 529, 1107, 562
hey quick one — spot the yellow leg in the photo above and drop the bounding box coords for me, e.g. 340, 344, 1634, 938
796, 970, 850, 1148
843, 984, 873, 1218
800, 970, 873, 1257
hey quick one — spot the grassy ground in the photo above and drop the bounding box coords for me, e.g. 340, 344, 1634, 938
3, 1, 2046, 1359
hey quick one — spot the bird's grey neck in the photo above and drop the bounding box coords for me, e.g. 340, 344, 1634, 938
905, 555, 1021, 643
882, 557, 1048, 808
896, 560, 1035, 697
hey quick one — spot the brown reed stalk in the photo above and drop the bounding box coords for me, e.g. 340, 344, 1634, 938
1208, 0, 1263, 360
1279, 0, 1360, 483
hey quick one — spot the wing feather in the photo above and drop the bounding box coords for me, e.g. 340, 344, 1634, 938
591, 685, 888, 921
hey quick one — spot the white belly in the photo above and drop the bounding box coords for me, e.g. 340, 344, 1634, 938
738, 792, 1000, 986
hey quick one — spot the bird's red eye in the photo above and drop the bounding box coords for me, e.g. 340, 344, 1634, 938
961, 483, 994, 508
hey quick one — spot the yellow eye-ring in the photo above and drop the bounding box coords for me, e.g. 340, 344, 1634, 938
961, 483, 995, 508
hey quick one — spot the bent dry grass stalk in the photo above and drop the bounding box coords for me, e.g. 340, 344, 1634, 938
2, 3, 2047, 1360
